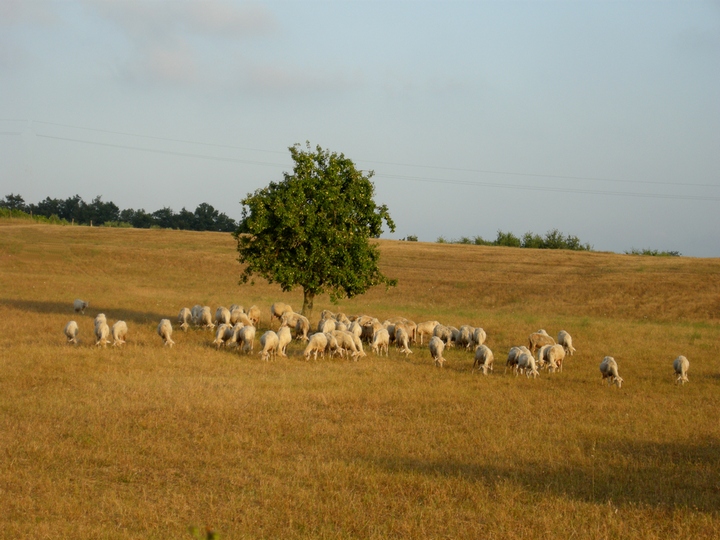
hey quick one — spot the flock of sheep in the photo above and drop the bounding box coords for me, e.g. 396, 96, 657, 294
64, 299, 692, 387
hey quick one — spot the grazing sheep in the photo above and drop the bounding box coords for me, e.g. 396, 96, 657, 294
94, 313, 107, 329
64, 321, 79, 344
276, 326, 293, 357
428, 336, 446, 367
215, 306, 231, 327
237, 325, 256, 354
473, 344, 494, 375
457, 325, 475, 350
517, 351, 539, 378
395, 326, 413, 357
259, 331, 279, 361
600, 356, 623, 388
191, 304, 203, 326
506, 346, 530, 374
111, 320, 128, 346
471, 327, 487, 349
270, 303, 293, 327
246, 305, 261, 327
433, 324, 453, 346
303, 332, 328, 361
73, 299, 88, 314
528, 331, 555, 354
536, 344, 552, 370
198, 306, 215, 330
95, 321, 110, 347
318, 318, 336, 334
157, 319, 175, 347
213, 323, 233, 349
417, 321, 441, 345
229, 304, 244, 314
231, 309, 253, 327
673, 355, 690, 385
545, 344, 566, 373
178, 307, 192, 332
557, 330, 576, 356
331, 330, 362, 360
371, 328, 390, 356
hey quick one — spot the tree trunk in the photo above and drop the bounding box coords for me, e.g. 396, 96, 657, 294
301, 289, 315, 319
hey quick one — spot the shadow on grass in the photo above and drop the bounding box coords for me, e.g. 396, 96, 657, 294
0, 298, 168, 326
361, 437, 720, 513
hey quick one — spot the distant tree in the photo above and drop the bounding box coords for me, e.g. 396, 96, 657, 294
152, 207, 176, 229
176, 207, 196, 230
60, 195, 87, 223
234, 142, 396, 317
521, 232, 544, 249
0, 194, 27, 212
87, 195, 120, 225
495, 230, 521, 247
30, 197, 63, 219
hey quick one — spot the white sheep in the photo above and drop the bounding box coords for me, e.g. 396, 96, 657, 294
213, 323, 233, 349
64, 321, 79, 344
457, 325, 475, 350
94, 313, 107, 329
259, 330, 279, 361
276, 326, 293, 357
236, 325, 256, 354
673, 355, 690, 385
473, 344, 494, 375
111, 320, 128, 347
73, 299, 88, 314
517, 351, 539, 378
215, 306, 231, 327
303, 332, 328, 361
600, 356, 623, 388
270, 302, 293, 328
331, 330, 361, 360
545, 344, 566, 373
178, 307, 192, 332
318, 318, 336, 334
198, 306, 215, 330
557, 330, 576, 356
395, 326, 413, 357
428, 336, 446, 367
95, 321, 110, 347
506, 346, 531, 375
416, 321, 441, 345
471, 327, 487, 349
371, 328, 390, 356
231, 309, 252, 327
157, 319, 175, 347
246, 305, 261, 327
432, 324, 453, 346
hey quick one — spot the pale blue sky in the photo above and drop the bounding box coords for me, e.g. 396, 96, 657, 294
1, 0, 719, 256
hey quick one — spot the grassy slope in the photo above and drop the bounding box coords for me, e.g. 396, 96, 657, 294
1, 221, 719, 539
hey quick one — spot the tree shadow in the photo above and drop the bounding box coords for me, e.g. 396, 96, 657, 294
358, 436, 720, 513
0, 298, 168, 326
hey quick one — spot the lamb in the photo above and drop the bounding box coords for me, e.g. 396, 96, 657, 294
417, 321, 441, 345
215, 306, 231, 327
371, 328, 390, 356
557, 330, 576, 356
545, 344, 566, 373
198, 306, 215, 330
276, 326, 293, 357
64, 321, 79, 344
473, 344, 494, 375
599, 356, 624, 388
270, 302, 293, 327
673, 355, 690, 385
157, 319, 175, 347
111, 320, 128, 346
517, 351, 539, 378
237, 325, 256, 354
528, 331, 555, 354
178, 307, 192, 332
303, 332, 329, 361
73, 299, 88, 314
95, 320, 110, 347
428, 336, 446, 367
259, 331, 279, 361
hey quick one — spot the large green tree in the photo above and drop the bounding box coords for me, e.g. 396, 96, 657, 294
234, 143, 397, 317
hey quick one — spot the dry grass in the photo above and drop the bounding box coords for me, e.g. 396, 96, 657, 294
1, 221, 720, 539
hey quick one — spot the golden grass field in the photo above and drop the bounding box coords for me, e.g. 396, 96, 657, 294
1, 220, 719, 539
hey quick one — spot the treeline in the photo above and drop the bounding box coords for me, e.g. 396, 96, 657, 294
435, 229, 593, 251
0, 194, 238, 232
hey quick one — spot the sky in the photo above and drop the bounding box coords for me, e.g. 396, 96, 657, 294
1, 0, 719, 257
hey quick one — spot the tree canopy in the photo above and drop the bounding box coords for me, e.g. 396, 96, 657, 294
234, 143, 397, 317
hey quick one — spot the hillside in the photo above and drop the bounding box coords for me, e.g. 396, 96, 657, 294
1, 222, 719, 539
